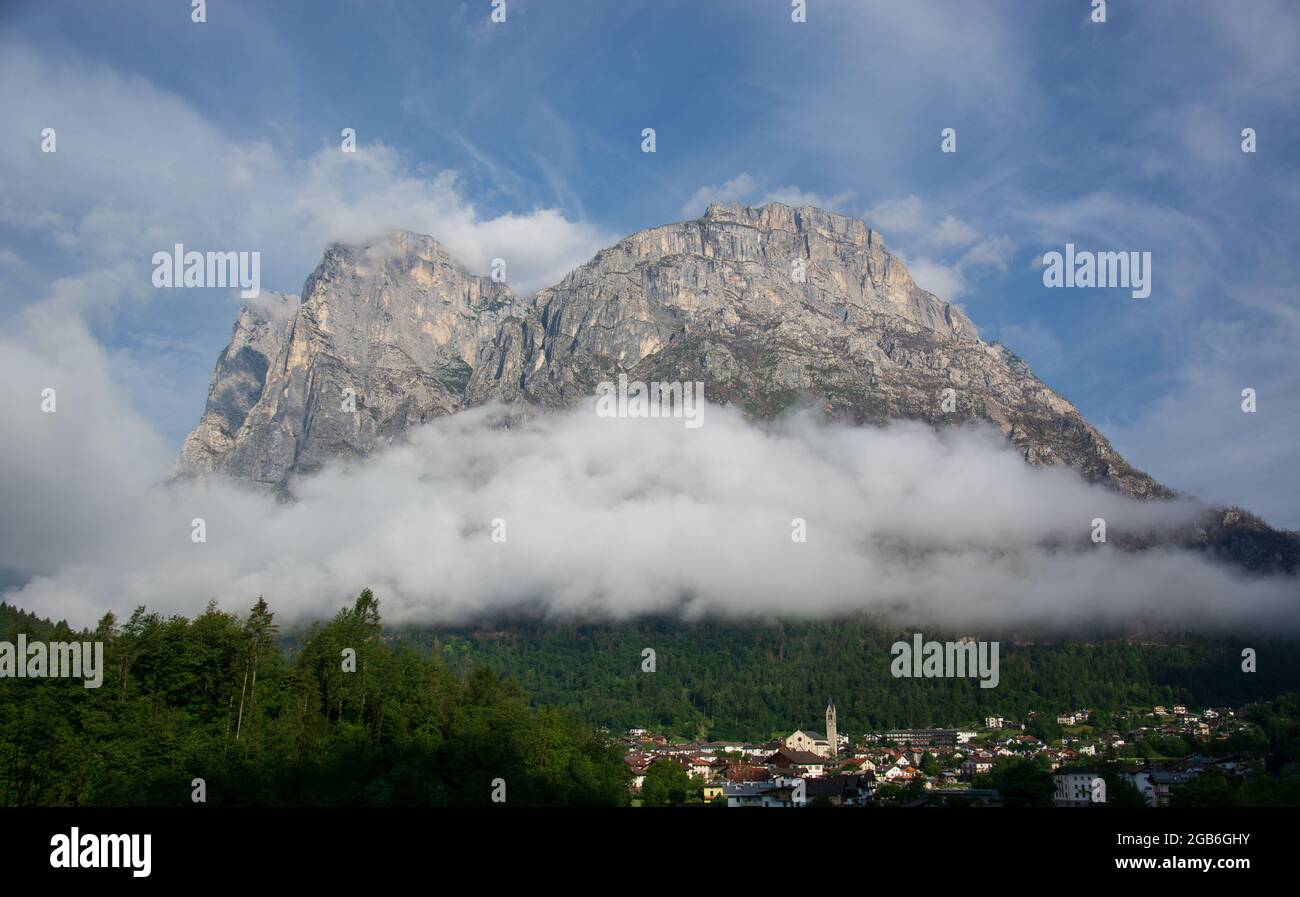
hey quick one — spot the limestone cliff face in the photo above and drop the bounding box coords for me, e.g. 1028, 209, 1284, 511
175, 292, 296, 477
177, 203, 1163, 498
468, 203, 1164, 498
176, 232, 517, 485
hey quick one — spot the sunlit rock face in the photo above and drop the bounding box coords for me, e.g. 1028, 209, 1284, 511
177, 203, 1165, 500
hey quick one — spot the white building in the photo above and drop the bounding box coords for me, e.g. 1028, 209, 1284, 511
722, 777, 807, 808
1053, 769, 1100, 807
785, 700, 839, 759
783, 730, 830, 757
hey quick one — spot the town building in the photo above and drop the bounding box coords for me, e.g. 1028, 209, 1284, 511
1053, 769, 1100, 807
883, 728, 957, 749
784, 699, 840, 758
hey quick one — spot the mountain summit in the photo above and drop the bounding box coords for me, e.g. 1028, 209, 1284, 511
178, 202, 1164, 496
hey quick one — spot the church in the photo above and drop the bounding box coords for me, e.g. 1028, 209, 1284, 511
783, 699, 839, 759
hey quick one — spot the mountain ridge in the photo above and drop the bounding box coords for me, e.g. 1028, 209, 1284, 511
177, 201, 1171, 505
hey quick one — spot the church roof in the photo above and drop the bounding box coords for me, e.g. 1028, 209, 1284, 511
766, 747, 828, 765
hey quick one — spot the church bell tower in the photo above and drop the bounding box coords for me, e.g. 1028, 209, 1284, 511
825, 698, 837, 759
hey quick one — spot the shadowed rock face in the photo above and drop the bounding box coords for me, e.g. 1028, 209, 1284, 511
176, 232, 517, 484
175, 292, 296, 477
178, 202, 1165, 499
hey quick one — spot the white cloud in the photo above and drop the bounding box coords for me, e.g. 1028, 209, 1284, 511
863, 196, 927, 236
0, 303, 171, 578
958, 235, 1015, 272
2, 315, 1293, 633
931, 214, 980, 248
864, 196, 1013, 300
0, 42, 612, 302
681, 172, 856, 218
905, 257, 966, 300
681, 174, 762, 217
762, 185, 858, 213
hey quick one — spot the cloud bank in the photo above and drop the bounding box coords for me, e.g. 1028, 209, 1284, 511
2, 306, 1295, 634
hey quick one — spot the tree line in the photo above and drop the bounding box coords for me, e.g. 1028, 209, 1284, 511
0, 594, 630, 806
390, 618, 1300, 741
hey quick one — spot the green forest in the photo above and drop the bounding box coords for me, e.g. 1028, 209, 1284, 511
0, 595, 629, 806
5, 596, 1300, 806
387, 619, 1300, 741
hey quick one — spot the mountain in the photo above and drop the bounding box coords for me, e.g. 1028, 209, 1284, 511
177, 232, 515, 484
176, 202, 1167, 500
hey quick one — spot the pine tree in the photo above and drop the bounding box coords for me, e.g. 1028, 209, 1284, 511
235, 597, 278, 742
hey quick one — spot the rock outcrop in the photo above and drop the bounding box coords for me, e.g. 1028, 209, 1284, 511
176, 292, 296, 477
177, 203, 1165, 499
176, 232, 516, 483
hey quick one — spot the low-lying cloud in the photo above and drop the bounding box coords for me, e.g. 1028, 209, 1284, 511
2, 308, 1296, 634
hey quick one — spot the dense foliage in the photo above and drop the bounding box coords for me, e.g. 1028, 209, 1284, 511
384, 618, 1300, 741
6, 600, 1299, 807
0, 595, 629, 807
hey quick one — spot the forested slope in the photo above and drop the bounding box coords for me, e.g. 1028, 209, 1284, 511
0, 595, 629, 806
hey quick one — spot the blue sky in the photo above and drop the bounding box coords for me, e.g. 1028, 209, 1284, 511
2, 0, 1299, 526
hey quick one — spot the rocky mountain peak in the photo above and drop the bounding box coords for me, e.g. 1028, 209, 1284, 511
703, 199, 872, 241
176, 205, 1163, 502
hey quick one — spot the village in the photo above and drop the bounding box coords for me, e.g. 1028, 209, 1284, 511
619, 699, 1262, 807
